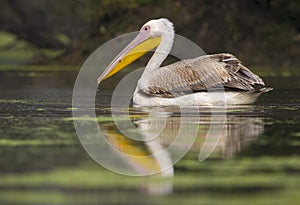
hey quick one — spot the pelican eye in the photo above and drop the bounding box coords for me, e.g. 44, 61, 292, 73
143, 25, 150, 31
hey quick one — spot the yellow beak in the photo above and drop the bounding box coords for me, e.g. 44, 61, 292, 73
97, 32, 161, 84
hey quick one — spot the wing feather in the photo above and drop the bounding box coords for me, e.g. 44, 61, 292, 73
138, 53, 265, 97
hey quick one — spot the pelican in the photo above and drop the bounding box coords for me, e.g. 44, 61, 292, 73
97, 18, 271, 106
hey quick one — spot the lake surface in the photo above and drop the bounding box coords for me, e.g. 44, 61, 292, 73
0, 69, 300, 205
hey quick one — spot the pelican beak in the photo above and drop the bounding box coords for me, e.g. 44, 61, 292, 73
97, 32, 161, 84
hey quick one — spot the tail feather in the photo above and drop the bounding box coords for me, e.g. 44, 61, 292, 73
256, 87, 273, 93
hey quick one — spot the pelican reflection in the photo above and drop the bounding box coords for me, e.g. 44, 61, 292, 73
98, 107, 264, 193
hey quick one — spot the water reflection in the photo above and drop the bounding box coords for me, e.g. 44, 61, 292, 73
99, 107, 264, 194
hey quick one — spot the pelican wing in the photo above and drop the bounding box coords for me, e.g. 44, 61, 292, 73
138, 53, 265, 97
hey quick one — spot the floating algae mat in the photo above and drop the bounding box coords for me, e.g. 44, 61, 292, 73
0, 69, 300, 205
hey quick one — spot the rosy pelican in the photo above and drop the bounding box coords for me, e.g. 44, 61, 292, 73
97, 18, 271, 106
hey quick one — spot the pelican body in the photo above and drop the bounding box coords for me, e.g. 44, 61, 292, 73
97, 18, 271, 106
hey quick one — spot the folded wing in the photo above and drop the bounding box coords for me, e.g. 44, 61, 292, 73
138, 53, 265, 97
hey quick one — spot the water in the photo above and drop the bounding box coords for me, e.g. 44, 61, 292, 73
0, 69, 300, 205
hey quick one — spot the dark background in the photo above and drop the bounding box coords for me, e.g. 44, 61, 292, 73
0, 0, 299, 75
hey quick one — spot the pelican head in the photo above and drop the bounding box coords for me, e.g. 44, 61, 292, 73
97, 18, 174, 84
143, 18, 174, 37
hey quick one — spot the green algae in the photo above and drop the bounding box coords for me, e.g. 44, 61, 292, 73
0, 70, 300, 205
1, 157, 300, 205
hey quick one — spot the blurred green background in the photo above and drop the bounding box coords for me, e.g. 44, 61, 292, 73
1, 1, 300, 205
0, 0, 299, 75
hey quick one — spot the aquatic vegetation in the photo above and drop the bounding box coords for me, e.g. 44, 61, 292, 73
0, 70, 300, 205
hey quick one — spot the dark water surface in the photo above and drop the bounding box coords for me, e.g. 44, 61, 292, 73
0, 69, 300, 205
